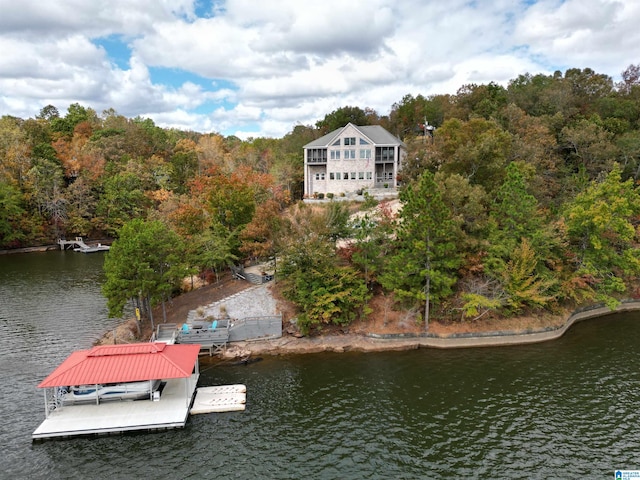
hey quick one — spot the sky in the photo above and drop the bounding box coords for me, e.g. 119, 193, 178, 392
0, 0, 638, 139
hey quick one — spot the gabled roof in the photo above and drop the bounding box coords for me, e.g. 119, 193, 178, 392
37, 342, 201, 388
303, 123, 405, 148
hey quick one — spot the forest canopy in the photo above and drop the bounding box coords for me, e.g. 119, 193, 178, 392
3, 64, 640, 329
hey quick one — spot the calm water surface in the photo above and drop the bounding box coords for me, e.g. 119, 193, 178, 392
1, 251, 640, 479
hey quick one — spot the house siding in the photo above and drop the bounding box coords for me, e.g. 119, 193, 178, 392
303, 123, 405, 197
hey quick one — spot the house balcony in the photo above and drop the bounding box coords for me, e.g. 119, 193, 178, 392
375, 156, 394, 164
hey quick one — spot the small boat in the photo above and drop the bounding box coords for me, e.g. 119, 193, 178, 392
61, 379, 162, 405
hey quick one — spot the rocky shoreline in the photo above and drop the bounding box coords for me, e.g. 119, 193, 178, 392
221, 300, 640, 359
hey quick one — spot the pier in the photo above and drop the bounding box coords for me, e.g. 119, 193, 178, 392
58, 237, 110, 253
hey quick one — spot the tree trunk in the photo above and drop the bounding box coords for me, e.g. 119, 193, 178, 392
146, 294, 155, 333
424, 274, 430, 332
424, 255, 430, 332
132, 297, 142, 336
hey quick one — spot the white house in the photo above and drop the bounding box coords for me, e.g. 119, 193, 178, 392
303, 123, 406, 197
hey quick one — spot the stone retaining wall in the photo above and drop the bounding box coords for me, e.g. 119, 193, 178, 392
223, 300, 640, 357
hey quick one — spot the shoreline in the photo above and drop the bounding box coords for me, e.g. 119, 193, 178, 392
221, 300, 640, 358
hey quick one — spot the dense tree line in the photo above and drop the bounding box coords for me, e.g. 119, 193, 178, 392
2, 64, 640, 332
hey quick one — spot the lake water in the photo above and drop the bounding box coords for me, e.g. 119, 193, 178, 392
1, 251, 639, 479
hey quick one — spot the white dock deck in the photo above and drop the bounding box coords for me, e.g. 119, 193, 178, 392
32, 374, 199, 441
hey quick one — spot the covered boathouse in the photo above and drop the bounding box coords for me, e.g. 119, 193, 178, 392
33, 342, 201, 441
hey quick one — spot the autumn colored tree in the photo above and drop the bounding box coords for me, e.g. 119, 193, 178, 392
240, 198, 285, 262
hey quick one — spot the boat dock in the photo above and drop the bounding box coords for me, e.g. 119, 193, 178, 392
33, 342, 201, 441
58, 237, 110, 253
32, 375, 198, 440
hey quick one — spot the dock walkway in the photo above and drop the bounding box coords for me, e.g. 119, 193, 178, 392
58, 237, 90, 250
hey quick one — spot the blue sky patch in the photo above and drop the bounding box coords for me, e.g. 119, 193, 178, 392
93, 35, 132, 70
149, 66, 226, 90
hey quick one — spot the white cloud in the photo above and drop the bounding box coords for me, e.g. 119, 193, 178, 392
0, 0, 639, 138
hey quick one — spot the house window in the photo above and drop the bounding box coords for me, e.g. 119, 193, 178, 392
359, 138, 370, 145
308, 148, 327, 163
330, 150, 340, 160
344, 172, 349, 180
366, 172, 372, 180
350, 172, 356, 179
358, 172, 364, 180
360, 149, 371, 159
336, 172, 341, 180
330, 172, 335, 180
375, 147, 394, 162
344, 149, 356, 159
332, 139, 341, 146
315, 173, 326, 180
344, 137, 356, 145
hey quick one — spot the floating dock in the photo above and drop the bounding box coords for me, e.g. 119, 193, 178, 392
190, 384, 247, 415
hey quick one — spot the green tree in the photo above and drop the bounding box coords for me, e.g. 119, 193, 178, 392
0, 181, 28, 247
486, 162, 543, 272
380, 171, 461, 330
560, 118, 618, 180
562, 165, 640, 307
349, 209, 394, 286
388, 93, 445, 139
169, 139, 198, 193
278, 203, 371, 334
435, 117, 512, 194
315, 106, 373, 134
97, 172, 149, 236
51, 103, 97, 138
102, 219, 187, 329
191, 225, 238, 284
501, 238, 556, 313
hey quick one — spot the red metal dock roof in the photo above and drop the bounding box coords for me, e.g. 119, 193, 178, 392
37, 342, 201, 388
